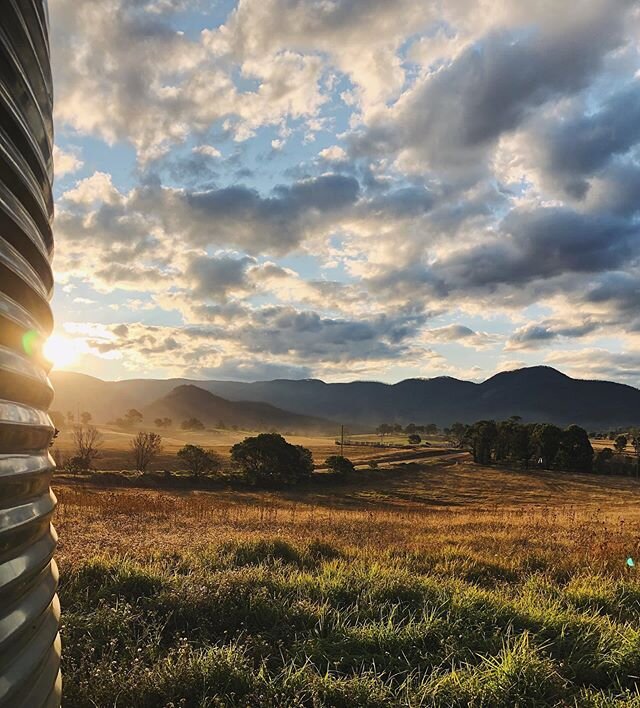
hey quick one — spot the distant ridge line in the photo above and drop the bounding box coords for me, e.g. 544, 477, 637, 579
50, 366, 640, 429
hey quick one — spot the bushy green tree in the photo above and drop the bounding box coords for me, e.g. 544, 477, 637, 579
531, 423, 562, 468
614, 434, 628, 453
465, 420, 498, 464
450, 422, 467, 446
324, 455, 355, 479
556, 425, 593, 472
495, 420, 533, 467
230, 433, 313, 486
594, 447, 614, 474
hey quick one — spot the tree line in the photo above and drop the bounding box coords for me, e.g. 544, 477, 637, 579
461, 418, 640, 476
56, 425, 358, 488
50, 408, 241, 433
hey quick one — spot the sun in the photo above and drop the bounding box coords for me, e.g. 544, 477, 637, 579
43, 334, 79, 369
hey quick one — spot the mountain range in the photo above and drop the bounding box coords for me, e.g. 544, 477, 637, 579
49, 366, 640, 431
141, 384, 336, 433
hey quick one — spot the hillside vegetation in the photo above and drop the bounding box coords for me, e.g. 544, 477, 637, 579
50, 366, 640, 428
55, 460, 640, 706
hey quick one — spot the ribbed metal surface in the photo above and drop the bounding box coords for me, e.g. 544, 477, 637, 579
0, 0, 60, 706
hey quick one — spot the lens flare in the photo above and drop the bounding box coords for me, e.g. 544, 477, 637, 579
43, 334, 79, 368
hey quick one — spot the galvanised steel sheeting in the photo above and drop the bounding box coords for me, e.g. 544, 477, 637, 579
0, 0, 60, 706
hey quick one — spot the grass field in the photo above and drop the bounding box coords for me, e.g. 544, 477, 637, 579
54, 456, 640, 706
51, 425, 444, 471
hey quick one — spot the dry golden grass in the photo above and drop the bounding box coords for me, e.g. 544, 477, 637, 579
54, 457, 640, 576
52, 425, 446, 470
57, 458, 640, 706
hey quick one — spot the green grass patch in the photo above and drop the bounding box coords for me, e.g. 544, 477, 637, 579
60, 539, 640, 706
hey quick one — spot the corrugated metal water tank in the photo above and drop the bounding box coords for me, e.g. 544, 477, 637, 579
0, 0, 60, 705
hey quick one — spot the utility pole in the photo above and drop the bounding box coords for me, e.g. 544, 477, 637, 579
340, 424, 344, 457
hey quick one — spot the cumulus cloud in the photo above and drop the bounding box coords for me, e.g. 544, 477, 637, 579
546, 349, 640, 384
319, 145, 347, 162
48, 0, 640, 384
506, 321, 599, 351
53, 145, 84, 176
63, 304, 432, 380
50, 0, 328, 159
192, 145, 222, 158
424, 325, 500, 349
348, 2, 631, 179
208, 0, 434, 111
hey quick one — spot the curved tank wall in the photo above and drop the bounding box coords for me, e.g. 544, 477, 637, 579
0, 0, 60, 705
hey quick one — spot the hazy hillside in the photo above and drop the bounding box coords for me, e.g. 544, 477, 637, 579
51, 366, 640, 429
198, 367, 640, 428
141, 384, 336, 434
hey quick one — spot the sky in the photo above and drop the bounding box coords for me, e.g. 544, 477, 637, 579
47, 0, 640, 385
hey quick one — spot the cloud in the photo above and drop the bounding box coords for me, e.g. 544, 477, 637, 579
54, 172, 361, 293
536, 84, 640, 197
424, 324, 499, 349
192, 145, 222, 158
185, 254, 257, 302
54, 145, 84, 176
48, 0, 640, 384
546, 349, 640, 385
438, 208, 637, 289
50, 0, 327, 160
210, 0, 434, 111
506, 320, 599, 350
348, 2, 630, 179
319, 145, 347, 162
61, 305, 433, 380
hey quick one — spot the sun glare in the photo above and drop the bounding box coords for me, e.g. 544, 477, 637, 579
43, 334, 79, 369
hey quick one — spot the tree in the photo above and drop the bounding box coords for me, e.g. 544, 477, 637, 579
181, 417, 205, 431
375, 423, 393, 440
130, 432, 162, 472
80, 411, 92, 425
614, 434, 628, 453
495, 420, 531, 467
405, 423, 417, 435
230, 433, 313, 486
126, 409, 143, 426
425, 423, 438, 435
531, 423, 562, 468
450, 422, 467, 447
556, 425, 593, 472
66, 411, 74, 425
465, 420, 498, 464
177, 445, 222, 478
155, 417, 172, 428
594, 447, 614, 474
408, 433, 422, 445
71, 425, 103, 471
324, 455, 355, 479
114, 409, 144, 428
629, 431, 640, 479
